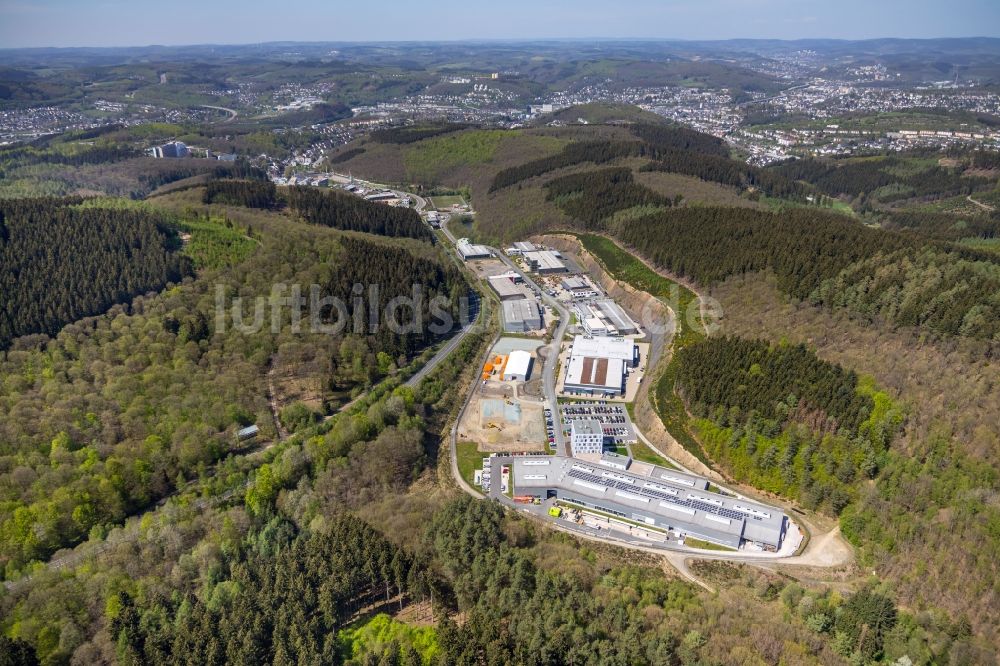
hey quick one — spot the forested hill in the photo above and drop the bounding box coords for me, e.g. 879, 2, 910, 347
0, 205, 465, 575
610, 206, 1000, 341
0, 197, 191, 349
488, 123, 807, 199
285, 186, 433, 241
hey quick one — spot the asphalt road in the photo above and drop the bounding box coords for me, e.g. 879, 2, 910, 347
405, 295, 479, 388
6, 187, 473, 593
487, 249, 571, 456
438, 218, 571, 455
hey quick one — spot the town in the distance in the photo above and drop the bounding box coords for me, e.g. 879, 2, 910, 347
1, 20, 999, 666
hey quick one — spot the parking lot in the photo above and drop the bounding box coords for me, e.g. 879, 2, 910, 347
559, 401, 636, 444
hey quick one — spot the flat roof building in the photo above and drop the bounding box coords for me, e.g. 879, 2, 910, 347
523, 250, 567, 274
582, 316, 611, 337
511, 456, 788, 550
513, 241, 538, 252
571, 420, 605, 455
502, 350, 533, 381
457, 238, 492, 261
502, 298, 542, 332
599, 451, 632, 471
595, 301, 638, 335
571, 335, 637, 366
565, 355, 625, 395
488, 275, 526, 301
561, 276, 591, 291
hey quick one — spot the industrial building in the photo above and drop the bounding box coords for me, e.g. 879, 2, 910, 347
523, 250, 567, 274
580, 314, 611, 337
457, 238, 492, 261
595, 301, 638, 335
561, 276, 599, 300
563, 335, 637, 396
576, 301, 638, 336
561, 276, 590, 291
570, 420, 605, 455
570, 335, 638, 366
564, 355, 625, 395
598, 451, 632, 471
510, 456, 788, 550
502, 350, 533, 381
488, 275, 526, 301
505, 241, 538, 256
502, 298, 542, 332
152, 141, 189, 158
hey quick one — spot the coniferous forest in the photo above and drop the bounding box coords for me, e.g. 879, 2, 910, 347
607, 206, 1000, 341
285, 186, 433, 241
0, 197, 191, 349
202, 179, 278, 209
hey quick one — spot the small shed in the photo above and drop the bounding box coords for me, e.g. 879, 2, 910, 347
236, 424, 260, 442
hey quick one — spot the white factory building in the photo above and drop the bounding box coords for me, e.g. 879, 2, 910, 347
576, 300, 638, 336
523, 250, 567, 274
457, 238, 492, 261
488, 274, 526, 301
502, 350, 534, 381
510, 456, 789, 551
563, 335, 638, 396
505, 241, 539, 256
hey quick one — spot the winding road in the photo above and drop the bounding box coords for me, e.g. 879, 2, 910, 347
441, 232, 854, 589
200, 104, 238, 123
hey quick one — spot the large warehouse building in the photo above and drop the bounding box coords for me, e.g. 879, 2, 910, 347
503, 298, 542, 332
523, 250, 567, 274
488, 274, 526, 301
502, 350, 533, 381
511, 456, 788, 550
563, 335, 638, 396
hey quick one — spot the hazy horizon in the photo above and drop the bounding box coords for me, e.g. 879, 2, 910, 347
2, 0, 999, 50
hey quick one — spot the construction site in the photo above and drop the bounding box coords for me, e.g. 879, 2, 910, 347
456, 338, 548, 452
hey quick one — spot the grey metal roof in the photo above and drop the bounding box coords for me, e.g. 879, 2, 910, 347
512, 456, 787, 547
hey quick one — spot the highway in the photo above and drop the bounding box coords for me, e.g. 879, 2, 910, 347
199, 104, 239, 123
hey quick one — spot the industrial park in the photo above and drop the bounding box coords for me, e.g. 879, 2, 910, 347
424, 201, 797, 556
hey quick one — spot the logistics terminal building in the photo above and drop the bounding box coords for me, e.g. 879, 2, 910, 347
511, 456, 788, 550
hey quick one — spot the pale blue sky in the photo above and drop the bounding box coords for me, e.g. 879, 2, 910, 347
1, 0, 998, 48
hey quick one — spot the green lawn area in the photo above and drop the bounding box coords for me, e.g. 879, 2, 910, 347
429, 194, 466, 209
682, 536, 735, 552
828, 199, 856, 217
178, 216, 259, 269
338, 613, 439, 664
455, 440, 485, 492
629, 438, 677, 468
